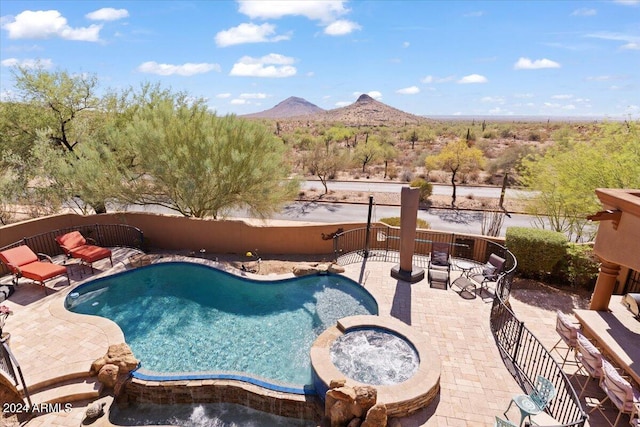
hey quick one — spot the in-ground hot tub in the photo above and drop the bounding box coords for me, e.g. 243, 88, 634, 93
310, 315, 440, 418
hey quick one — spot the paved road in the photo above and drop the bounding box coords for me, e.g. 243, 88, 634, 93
301, 180, 535, 199
274, 201, 540, 236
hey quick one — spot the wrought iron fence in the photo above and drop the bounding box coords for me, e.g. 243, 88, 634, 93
333, 225, 516, 297
0, 223, 144, 277
490, 296, 587, 427
0, 340, 32, 408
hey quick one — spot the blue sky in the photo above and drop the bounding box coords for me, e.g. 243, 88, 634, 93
1, 1, 638, 118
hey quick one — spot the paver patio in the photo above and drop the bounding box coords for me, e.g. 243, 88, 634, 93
0, 249, 616, 426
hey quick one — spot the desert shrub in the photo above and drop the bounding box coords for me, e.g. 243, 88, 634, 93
380, 216, 429, 229
506, 227, 567, 278
401, 169, 414, 182
528, 131, 541, 142
387, 164, 398, 180
552, 243, 600, 289
500, 128, 514, 138
409, 178, 433, 202
483, 130, 497, 139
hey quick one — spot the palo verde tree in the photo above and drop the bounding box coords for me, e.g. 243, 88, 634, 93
304, 138, 348, 194
115, 93, 298, 218
424, 139, 485, 207
520, 120, 640, 242
1, 66, 110, 214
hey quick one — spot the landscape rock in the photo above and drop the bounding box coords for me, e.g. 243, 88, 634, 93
361, 403, 387, 427
347, 418, 362, 427
352, 386, 377, 418
292, 264, 319, 277
330, 400, 352, 427
91, 343, 139, 374
84, 401, 105, 420
328, 263, 346, 274
330, 378, 347, 388
97, 364, 119, 388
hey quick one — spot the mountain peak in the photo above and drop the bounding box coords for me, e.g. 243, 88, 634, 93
242, 96, 324, 119
356, 94, 376, 103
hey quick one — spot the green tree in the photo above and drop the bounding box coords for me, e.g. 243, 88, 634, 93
520, 121, 640, 241
116, 95, 298, 218
425, 139, 485, 207
305, 139, 347, 194
353, 135, 383, 173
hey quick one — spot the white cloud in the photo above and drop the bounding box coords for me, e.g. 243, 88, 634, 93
396, 86, 420, 95
137, 61, 221, 76
402, 41, 410, 48
1, 58, 53, 68
421, 75, 455, 84
514, 93, 535, 98
239, 93, 267, 99
216, 93, 232, 98
353, 91, 382, 100
230, 53, 296, 78
613, 0, 639, 5
481, 96, 505, 104
85, 8, 129, 21
514, 57, 561, 70
621, 42, 640, 50
563, 104, 576, 110
2, 10, 102, 41
464, 11, 484, 17
457, 74, 488, 84
571, 8, 596, 16
237, 0, 349, 23
335, 101, 350, 107
324, 20, 361, 36
552, 94, 573, 99
230, 99, 247, 105
215, 22, 289, 47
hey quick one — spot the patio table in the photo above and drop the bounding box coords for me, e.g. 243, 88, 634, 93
574, 295, 640, 386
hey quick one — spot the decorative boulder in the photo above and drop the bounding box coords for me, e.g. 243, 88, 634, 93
292, 264, 320, 277
98, 364, 119, 388
330, 400, 352, 427
361, 403, 387, 427
84, 401, 105, 420
330, 378, 347, 388
328, 263, 346, 274
347, 418, 362, 427
352, 386, 377, 418
92, 343, 139, 374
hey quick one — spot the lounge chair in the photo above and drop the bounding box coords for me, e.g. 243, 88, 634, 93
428, 242, 451, 288
0, 245, 69, 293
55, 231, 112, 274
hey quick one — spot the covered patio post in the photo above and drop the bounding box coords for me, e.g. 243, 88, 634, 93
391, 187, 425, 283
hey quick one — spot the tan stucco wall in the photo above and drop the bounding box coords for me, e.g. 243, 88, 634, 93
0, 212, 364, 256
592, 189, 640, 272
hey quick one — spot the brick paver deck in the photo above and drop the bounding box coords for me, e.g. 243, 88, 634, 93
0, 252, 616, 426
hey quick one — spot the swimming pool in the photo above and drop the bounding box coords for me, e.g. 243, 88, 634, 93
65, 262, 377, 392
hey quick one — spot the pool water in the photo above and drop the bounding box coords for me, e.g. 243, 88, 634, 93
109, 402, 315, 426
66, 262, 377, 388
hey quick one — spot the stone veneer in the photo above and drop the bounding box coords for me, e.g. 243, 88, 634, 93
310, 315, 440, 418
122, 377, 322, 420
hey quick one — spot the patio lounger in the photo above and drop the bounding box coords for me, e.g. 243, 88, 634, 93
55, 231, 113, 273
0, 245, 69, 293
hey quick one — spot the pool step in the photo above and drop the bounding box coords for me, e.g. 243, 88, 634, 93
25, 375, 102, 405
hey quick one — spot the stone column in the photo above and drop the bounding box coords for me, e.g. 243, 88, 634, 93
589, 260, 621, 311
391, 187, 425, 283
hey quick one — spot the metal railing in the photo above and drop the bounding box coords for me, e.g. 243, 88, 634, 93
490, 296, 587, 427
1, 340, 32, 408
333, 225, 516, 297
0, 223, 144, 277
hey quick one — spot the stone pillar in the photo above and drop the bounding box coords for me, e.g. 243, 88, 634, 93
589, 260, 621, 311
391, 187, 425, 283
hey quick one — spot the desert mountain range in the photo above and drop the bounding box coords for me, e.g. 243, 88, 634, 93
243, 94, 428, 126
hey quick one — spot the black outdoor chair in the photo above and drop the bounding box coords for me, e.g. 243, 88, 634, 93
428, 242, 451, 289
470, 253, 506, 294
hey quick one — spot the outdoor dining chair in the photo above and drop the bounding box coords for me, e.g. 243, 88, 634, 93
591, 359, 640, 427
504, 375, 556, 427
470, 253, 506, 294
428, 242, 451, 289
550, 310, 581, 368
572, 331, 604, 398
494, 416, 518, 427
